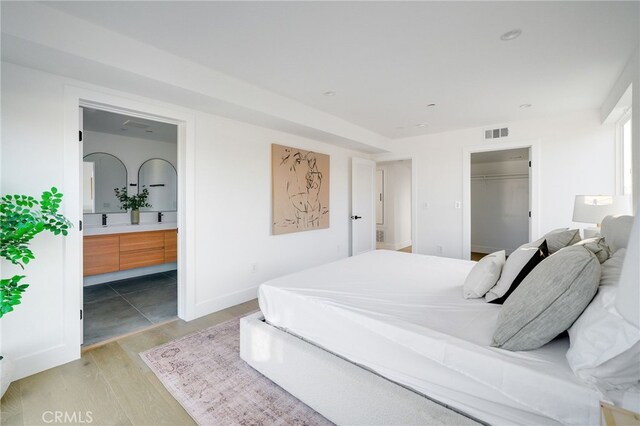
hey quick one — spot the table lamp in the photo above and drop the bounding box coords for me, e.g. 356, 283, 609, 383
573, 195, 632, 238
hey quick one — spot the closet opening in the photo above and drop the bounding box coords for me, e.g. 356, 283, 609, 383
375, 159, 413, 253
81, 108, 179, 348
470, 148, 530, 261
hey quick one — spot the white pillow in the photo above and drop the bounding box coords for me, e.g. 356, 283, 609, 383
567, 285, 640, 390
485, 241, 546, 302
615, 211, 639, 329
462, 251, 505, 299
600, 248, 626, 286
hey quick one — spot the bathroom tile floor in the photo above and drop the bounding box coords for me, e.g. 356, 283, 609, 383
83, 271, 177, 346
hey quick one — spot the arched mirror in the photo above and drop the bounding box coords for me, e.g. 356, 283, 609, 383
138, 159, 177, 212
83, 152, 127, 213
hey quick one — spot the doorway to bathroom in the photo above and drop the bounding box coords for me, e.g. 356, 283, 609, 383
81, 108, 179, 347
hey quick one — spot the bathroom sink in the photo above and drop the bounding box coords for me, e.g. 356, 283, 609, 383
83, 222, 177, 236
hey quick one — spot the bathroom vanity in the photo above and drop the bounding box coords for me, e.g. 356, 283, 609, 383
84, 225, 177, 276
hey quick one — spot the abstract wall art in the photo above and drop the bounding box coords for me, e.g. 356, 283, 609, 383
272, 144, 330, 235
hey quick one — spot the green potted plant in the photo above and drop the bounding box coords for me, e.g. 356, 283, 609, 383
0, 187, 71, 318
114, 187, 151, 224
0, 187, 71, 398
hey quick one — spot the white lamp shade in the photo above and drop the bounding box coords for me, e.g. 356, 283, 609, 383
573, 195, 632, 224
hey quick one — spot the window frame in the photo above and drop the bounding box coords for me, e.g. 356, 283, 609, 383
615, 109, 632, 196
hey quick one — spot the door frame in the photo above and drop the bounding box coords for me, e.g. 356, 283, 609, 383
462, 140, 540, 260
63, 85, 197, 359
371, 154, 418, 253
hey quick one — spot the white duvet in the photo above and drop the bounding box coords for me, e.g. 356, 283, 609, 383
259, 250, 613, 426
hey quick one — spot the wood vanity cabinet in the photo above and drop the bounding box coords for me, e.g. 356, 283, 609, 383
83, 229, 177, 276
83, 235, 120, 276
164, 230, 177, 262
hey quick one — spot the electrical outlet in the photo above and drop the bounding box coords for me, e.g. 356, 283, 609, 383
454, 201, 461, 209
251, 263, 258, 273
437, 245, 443, 254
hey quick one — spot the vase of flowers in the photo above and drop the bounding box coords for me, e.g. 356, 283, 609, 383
114, 187, 151, 224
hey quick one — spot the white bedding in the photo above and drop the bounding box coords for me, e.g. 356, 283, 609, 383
259, 250, 636, 425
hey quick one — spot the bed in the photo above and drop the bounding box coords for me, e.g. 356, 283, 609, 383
240, 218, 639, 425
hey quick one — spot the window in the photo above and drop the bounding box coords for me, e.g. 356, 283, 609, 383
618, 111, 632, 196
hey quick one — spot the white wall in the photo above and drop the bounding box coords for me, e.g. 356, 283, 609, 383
376, 161, 412, 250
1, 61, 359, 381
389, 110, 616, 258
470, 159, 529, 254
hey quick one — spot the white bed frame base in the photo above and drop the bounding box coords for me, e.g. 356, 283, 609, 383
240, 312, 482, 426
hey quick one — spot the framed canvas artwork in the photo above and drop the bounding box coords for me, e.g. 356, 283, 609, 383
272, 144, 330, 235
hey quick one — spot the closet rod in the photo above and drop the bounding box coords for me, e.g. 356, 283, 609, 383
471, 173, 528, 181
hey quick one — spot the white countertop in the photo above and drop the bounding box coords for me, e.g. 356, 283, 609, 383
83, 222, 177, 236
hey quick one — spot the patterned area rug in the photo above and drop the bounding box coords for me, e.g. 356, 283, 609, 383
141, 314, 332, 425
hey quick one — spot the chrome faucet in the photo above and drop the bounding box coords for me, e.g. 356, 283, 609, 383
101, 213, 108, 226
158, 212, 164, 223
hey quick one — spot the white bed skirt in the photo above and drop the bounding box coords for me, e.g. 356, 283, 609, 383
239, 312, 482, 426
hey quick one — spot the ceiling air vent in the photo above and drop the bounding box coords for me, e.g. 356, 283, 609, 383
484, 127, 509, 140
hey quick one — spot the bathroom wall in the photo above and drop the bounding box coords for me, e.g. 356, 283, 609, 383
83, 129, 178, 227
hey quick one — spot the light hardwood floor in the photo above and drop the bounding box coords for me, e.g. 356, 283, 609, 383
0, 299, 259, 426
470, 252, 486, 261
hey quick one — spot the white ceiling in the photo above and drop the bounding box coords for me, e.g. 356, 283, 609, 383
45, 2, 639, 138
83, 109, 177, 143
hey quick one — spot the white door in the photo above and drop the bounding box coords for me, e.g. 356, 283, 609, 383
351, 158, 376, 255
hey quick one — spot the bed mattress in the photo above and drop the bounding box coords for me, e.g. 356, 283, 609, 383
258, 250, 636, 426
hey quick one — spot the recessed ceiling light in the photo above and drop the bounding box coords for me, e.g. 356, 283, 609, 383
416, 123, 427, 128
520, 103, 532, 108
323, 91, 336, 96
500, 29, 522, 41
426, 103, 436, 108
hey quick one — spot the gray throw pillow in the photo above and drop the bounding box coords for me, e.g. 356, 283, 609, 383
491, 246, 601, 351
538, 229, 581, 254
574, 237, 612, 263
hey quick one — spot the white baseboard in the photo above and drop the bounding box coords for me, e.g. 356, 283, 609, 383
471, 245, 514, 256
193, 286, 258, 319
83, 262, 177, 286
8, 343, 77, 383
376, 240, 412, 251
0, 357, 11, 398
